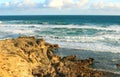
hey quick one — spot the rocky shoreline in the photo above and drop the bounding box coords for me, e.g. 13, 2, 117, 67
0, 36, 120, 77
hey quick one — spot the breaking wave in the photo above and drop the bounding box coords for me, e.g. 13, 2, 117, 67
0, 24, 120, 53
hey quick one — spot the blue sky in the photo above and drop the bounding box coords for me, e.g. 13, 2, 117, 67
0, 0, 120, 15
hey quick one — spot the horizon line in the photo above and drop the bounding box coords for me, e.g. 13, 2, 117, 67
0, 15, 120, 16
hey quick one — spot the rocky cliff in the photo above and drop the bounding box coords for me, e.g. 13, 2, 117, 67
0, 36, 119, 77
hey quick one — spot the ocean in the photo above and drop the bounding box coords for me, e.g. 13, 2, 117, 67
0, 15, 120, 74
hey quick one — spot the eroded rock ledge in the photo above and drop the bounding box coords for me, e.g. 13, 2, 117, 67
0, 36, 119, 77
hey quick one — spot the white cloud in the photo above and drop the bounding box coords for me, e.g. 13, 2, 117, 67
4, 2, 10, 7
0, 0, 120, 15
77, 0, 89, 7
0, 0, 89, 10
92, 1, 120, 10
46, 0, 89, 9
48, 0, 63, 9
22, 0, 36, 7
0, 0, 37, 8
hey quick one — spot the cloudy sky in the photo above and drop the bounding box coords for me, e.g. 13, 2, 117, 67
0, 0, 120, 15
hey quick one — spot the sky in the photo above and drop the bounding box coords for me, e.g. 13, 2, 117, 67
0, 0, 120, 15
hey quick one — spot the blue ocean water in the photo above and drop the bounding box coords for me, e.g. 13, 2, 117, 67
0, 15, 120, 73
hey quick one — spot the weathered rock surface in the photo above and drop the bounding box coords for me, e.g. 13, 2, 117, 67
116, 63, 120, 67
0, 36, 119, 77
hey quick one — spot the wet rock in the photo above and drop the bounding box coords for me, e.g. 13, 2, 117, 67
62, 55, 77, 61
116, 63, 120, 67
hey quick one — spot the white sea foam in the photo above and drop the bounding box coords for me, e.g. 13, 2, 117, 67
12, 30, 33, 34
0, 24, 35, 27
47, 40, 120, 53
64, 34, 120, 42
0, 24, 120, 36
0, 21, 2, 24
38, 24, 120, 32
65, 36, 104, 42
0, 24, 120, 30
45, 34, 120, 53
0, 24, 120, 53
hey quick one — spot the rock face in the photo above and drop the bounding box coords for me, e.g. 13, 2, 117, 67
0, 36, 119, 77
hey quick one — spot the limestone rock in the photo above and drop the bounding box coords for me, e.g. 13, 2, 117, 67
0, 36, 119, 77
